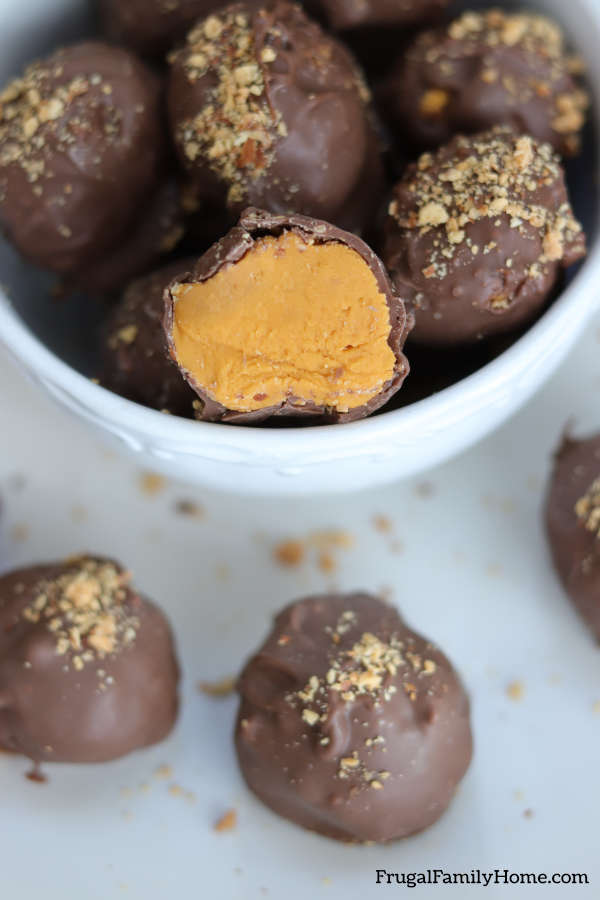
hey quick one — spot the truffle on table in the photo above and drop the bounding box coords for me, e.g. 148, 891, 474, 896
0, 556, 179, 764
102, 258, 196, 415
167, 1, 385, 233
235, 592, 472, 843
163, 207, 411, 424
381, 127, 586, 347
381, 10, 588, 157
99, 0, 224, 57
0, 42, 164, 277
545, 434, 600, 641
318, 0, 447, 32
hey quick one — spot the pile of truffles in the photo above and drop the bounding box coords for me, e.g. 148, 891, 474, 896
0, 0, 590, 422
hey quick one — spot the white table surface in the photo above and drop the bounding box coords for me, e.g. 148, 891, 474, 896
1, 315, 599, 900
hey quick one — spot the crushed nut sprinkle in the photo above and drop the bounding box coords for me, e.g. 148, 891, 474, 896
389, 128, 583, 280
0, 60, 118, 189
575, 477, 600, 538
448, 10, 564, 51
174, 10, 284, 204
293, 623, 437, 717
423, 11, 587, 149
21, 558, 140, 674
108, 324, 138, 350
286, 607, 441, 792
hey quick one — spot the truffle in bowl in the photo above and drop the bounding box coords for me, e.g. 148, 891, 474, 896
0, 0, 598, 495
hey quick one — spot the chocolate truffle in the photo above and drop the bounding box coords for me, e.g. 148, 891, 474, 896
381, 10, 588, 157
76, 180, 186, 298
0, 42, 164, 276
164, 208, 411, 424
0, 556, 179, 764
545, 434, 600, 641
102, 258, 196, 415
99, 0, 224, 57
167, 1, 384, 232
382, 127, 586, 346
236, 592, 472, 843
319, 0, 447, 32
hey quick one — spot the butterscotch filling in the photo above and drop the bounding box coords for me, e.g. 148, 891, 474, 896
170, 232, 396, 413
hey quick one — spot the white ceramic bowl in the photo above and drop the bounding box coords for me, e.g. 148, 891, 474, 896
0, 0, 599, 495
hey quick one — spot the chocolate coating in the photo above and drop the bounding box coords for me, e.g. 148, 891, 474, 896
0, 42, 164, 276
381, 10, 588, 156
73, 180, 186, 298
164, 207, 412, 424
545, 434, 600, 641
102, 258, 196, 415
319, 0, 447, 32
382, 127, 586, 346
0, 556, 179, 764
99, 0, 224, 57
167, 1, 384, 233
236, 592, 472, 843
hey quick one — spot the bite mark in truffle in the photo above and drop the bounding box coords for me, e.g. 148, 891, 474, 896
235, 592, 472, 843
381, 10, 588, 156
164, 208, 411, 423
0, 556, 179, 763
382, 127, 586, 346
545, 434, 600, 641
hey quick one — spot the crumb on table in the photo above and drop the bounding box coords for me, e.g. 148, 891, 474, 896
214, 808, 237, 832
506, 680, 525, 702
198, 676, 236, 698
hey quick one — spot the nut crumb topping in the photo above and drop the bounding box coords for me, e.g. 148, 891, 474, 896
448, 10, 564, 51
389, 127, 583, 280
575, 477, 600, 537
21, 558, 140, 675
108, 324, 138, 349
173, 10, 283, 204
421, 10, 587, 151
0, 59, 119, 191
287, 607, 441, 793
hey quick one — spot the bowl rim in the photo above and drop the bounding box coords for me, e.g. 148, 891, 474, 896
1, 231, 599, 457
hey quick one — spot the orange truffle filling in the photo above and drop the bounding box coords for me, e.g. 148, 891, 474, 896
170, 232, 396, 413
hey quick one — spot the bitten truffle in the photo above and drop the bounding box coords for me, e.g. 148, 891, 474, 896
235, 592, 472, 843
100, 0, 224, 57
545, 434, 600, 641
0, 42, 164, 276
382, 127, 586, 346
167, 1, 384, 232
102, 258, 196, 415
0, 556, 179, 764
319, 0, 447, 32
164, 208, 411, 424
381, 10, 588, 157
